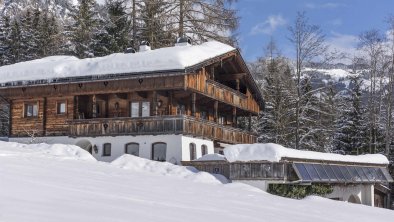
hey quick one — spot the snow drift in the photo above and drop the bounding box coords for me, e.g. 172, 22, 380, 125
224, 143, 389, 164
1, 141, 393, 222
0, 141, 95, 161
112, 154, 228, 184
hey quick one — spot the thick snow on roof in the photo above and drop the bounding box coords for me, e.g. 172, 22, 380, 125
224, 143, 389, 164
194, 153, 226, 161
0, 141, 95, 162
2, 141, 394, 221
0, 41, 235, 85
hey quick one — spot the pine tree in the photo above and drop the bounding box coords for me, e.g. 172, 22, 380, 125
68, 0, 99, 58
20, 9, 39, 61
334, 75, 366, 154
8, 19, 23, 64
139, 0, 173, 49
254, 40, 297, 147
0, 15, 11, 66
166, 0, 239, 45
93, 0, 131, 56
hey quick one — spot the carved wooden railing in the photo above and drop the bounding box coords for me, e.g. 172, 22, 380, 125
68, 115, 256, 144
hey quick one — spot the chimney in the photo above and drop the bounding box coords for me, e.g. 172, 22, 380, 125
175, 37, 192, 47
139, 41, 151, 52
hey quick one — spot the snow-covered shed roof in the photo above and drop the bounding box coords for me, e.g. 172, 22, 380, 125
223, 143, 389, 165
0, 41, 235, 87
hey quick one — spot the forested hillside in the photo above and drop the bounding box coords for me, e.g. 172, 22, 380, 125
252, 13, 394, 165
0, 0, 238, 64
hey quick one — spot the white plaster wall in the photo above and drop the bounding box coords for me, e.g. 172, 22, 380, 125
10, 135, 214, 164
181, 136, 214, 161
325, 184, 374, 206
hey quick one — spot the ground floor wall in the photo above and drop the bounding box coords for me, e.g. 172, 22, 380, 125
326, 184, 374, 206
232, 180, 385, 208
9, 135, 214, 164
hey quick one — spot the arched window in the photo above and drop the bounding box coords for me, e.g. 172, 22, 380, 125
189, 143, 196, 160
102, 143, 111, 156
152, 142, 167, 162
125, 143, 139, 156
201, 145, 208, 156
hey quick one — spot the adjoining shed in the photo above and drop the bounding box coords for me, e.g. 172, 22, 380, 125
182, 143, 394, 208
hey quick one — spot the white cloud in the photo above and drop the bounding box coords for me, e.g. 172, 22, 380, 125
326, 32, 360, 64
306, 2, 345, 9
250, 14, 287, 35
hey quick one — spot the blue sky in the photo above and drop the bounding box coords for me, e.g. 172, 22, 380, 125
235, 0, 394, 62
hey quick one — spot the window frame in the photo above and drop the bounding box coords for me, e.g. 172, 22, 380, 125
102, 143, 111, 156
125, 142, 140, 156
201, 145, 208, 156
130, 101, 151, 118
56, 100, 67, 115
151, 142, 167, 162
24, 102, 39, 118
189, 143, 197, 160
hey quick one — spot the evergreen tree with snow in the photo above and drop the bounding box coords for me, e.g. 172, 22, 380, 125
139, 0, 173, 49
20, 9, 39, 61
8, 19, 23, 64
0, 15, 11, 66
334, 75, 367, 154
93, 0, 131, 56
254, 39, 297, 147
67, 0, 99, 58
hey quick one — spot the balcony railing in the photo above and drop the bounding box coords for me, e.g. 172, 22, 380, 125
68, 115, 256, 144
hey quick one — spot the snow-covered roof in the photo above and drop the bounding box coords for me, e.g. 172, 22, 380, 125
194, 154, 226, 161
0, 41, 235, 86
224, 143, 389, 165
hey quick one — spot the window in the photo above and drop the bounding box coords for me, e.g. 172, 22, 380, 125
201, 145, 208, 156
57, 101, 66, 114
152, 142, 166, 162
141, 102, 150, 117
131, 102, 139, 117
189, 143, 196, 160
102, 143, 111, 156
125, 143, 139, 156
130, 101, 150, 117
25, 103, 38, 117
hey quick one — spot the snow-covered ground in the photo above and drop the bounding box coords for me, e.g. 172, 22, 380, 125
1, 141, 393, 222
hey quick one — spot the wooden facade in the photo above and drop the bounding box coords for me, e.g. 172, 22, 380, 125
0, 50, 263, 146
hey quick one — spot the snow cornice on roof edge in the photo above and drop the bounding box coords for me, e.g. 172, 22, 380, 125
0, 41, 236, 88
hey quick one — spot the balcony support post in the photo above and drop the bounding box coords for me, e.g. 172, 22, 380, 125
153, 90, 158, 116
168, 91, 173, 115
214, 100, 218, 122
232, 106, 237, 127
248, 113, 252, 132
92, 95, 97, 118
191, 92, 196, 117
236, 79, 240, 92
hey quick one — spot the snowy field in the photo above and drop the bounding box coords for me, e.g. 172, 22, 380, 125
1, 142, 394, 222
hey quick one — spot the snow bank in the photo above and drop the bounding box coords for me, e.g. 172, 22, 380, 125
0, 41, 235, 85
1, 141, 394, 222
111, 154, 228, 184
224, 143, 389, 164
0, 141, 95, 162
194, 153, 226, 161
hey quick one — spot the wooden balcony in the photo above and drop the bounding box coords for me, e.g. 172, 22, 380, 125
68, 115, 256, 144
